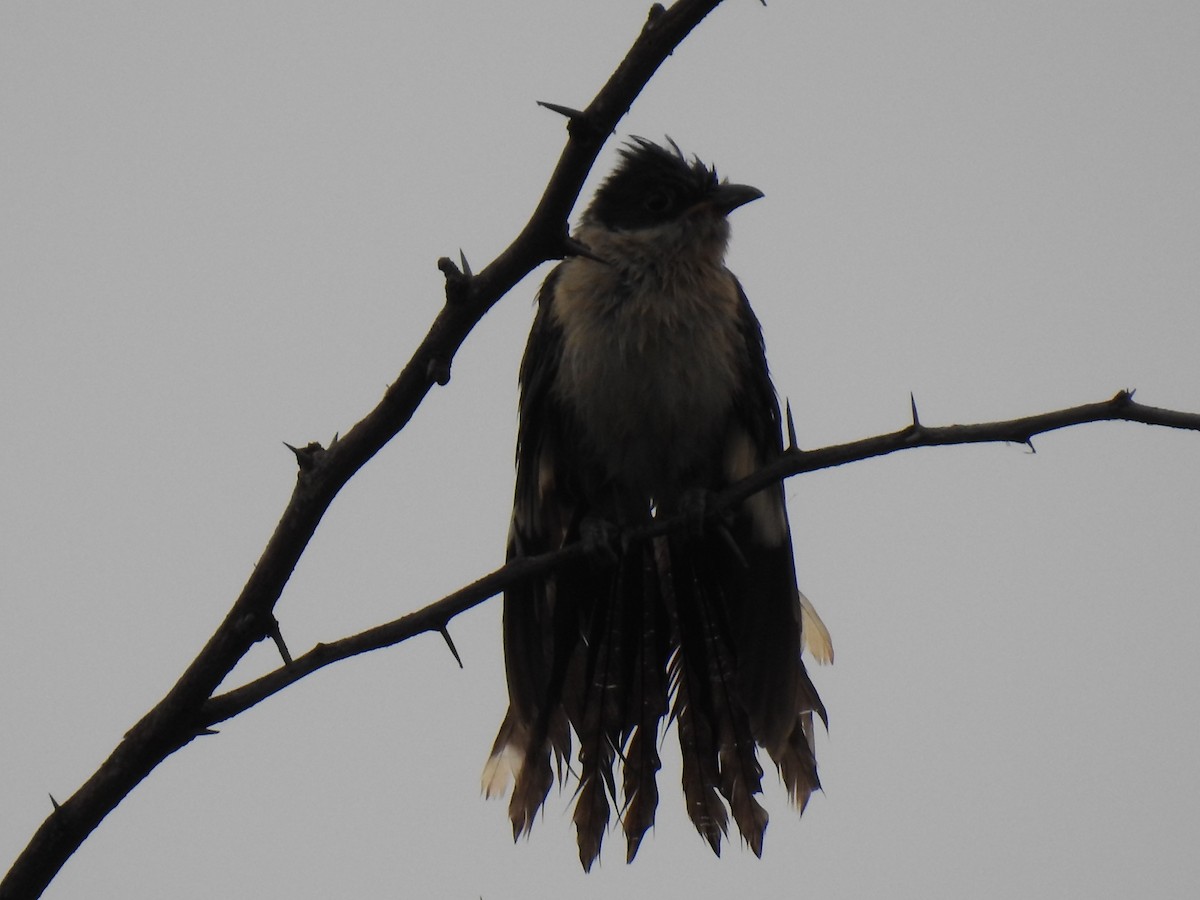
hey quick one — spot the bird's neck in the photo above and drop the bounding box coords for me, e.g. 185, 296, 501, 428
573, 218, 732, 294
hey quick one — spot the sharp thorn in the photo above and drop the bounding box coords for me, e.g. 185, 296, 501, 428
537, 100, 584, 120
1025, 438, 1037, 454
439, 625, 464, 669
459, 249, 472, 279
268, 616, 293, 666
909, 392, 921, 428
284, 441, 324, 471
785, 399, 799, 450
49, 793, 61, 811
197, 728, 220, 737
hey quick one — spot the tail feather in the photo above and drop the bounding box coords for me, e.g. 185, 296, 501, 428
569, 553, 630, 870
672, 653, 730, 855
572, 742, 614, 870
660, 537, 730, 854
620, 545, 668, 862
620, 726, 662, 862
486, 517, 829, 867
481, 713, 522, 800
506, 723, 553, 840
799, 589, 835, 665
699, 599, 770, 857
771, 714, 822, 812
771, 654, 825, 811
499, 554, 577, 841
488, 708, 571, 842
672, 534, 770, 856
571, 536, 681, 869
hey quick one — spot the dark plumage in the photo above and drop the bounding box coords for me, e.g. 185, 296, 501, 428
483, 138, 832, 870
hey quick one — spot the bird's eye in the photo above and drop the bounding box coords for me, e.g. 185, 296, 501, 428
644, 190, 673, 213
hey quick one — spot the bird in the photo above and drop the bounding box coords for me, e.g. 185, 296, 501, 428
481, 137, 833, 870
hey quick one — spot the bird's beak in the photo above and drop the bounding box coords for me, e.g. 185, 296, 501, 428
708, 182, 764, 216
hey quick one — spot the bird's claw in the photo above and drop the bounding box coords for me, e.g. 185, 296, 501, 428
579, 516, 621, 568
678, 488, 714, 539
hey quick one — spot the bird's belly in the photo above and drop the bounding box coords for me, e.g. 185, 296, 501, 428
556, 304, 740, 497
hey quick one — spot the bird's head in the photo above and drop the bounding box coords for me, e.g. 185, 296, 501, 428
580, 138, 762, 268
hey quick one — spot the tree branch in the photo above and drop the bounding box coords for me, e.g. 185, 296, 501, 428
0, 3, 729, 897
200, 389, 1198, 724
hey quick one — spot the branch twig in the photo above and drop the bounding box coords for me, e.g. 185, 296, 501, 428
201, 389, 1197, 724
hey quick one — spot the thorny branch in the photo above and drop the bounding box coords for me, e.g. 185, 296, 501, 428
201, 389, 1198, 724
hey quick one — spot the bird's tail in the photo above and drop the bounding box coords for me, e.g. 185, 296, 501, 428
660, 528, 825, 857
482, 525, 828, 868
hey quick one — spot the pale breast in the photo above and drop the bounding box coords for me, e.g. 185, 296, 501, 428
551, 254, 743, 496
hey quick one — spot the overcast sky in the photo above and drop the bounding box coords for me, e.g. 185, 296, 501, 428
3, 2, 1199, 898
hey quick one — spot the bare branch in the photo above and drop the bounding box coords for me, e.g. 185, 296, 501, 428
726, 390, 1199, 511
199, 390, 1199, 724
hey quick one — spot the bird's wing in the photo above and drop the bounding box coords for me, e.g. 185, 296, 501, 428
719, 276, 825, 802
484, 267, 574, 828
488, 265, 645, 863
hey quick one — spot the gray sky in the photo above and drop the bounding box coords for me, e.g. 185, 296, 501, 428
3, 2, 1199, 898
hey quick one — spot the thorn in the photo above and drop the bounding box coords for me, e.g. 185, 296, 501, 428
563, 235, 609, 266
197, 728, 220, 737
439, 625, 464, 669
1025, 438, 1037, 454
537, 100, 584, 121
459, 249, 472, 279
909, 392, 921, 428
785, 400, 799, 450
284, 441, 324, 471
329, 431, 340, 448
49, 793, 60, 811
267, 616, 293, 666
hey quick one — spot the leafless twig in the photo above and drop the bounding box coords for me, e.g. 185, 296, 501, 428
201, 389, 1197, 724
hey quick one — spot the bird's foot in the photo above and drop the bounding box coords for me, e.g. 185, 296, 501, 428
579, 516, 621, 568
677, 487, 714, 539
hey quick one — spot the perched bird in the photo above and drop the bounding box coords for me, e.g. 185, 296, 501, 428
482, 138, 832, 870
